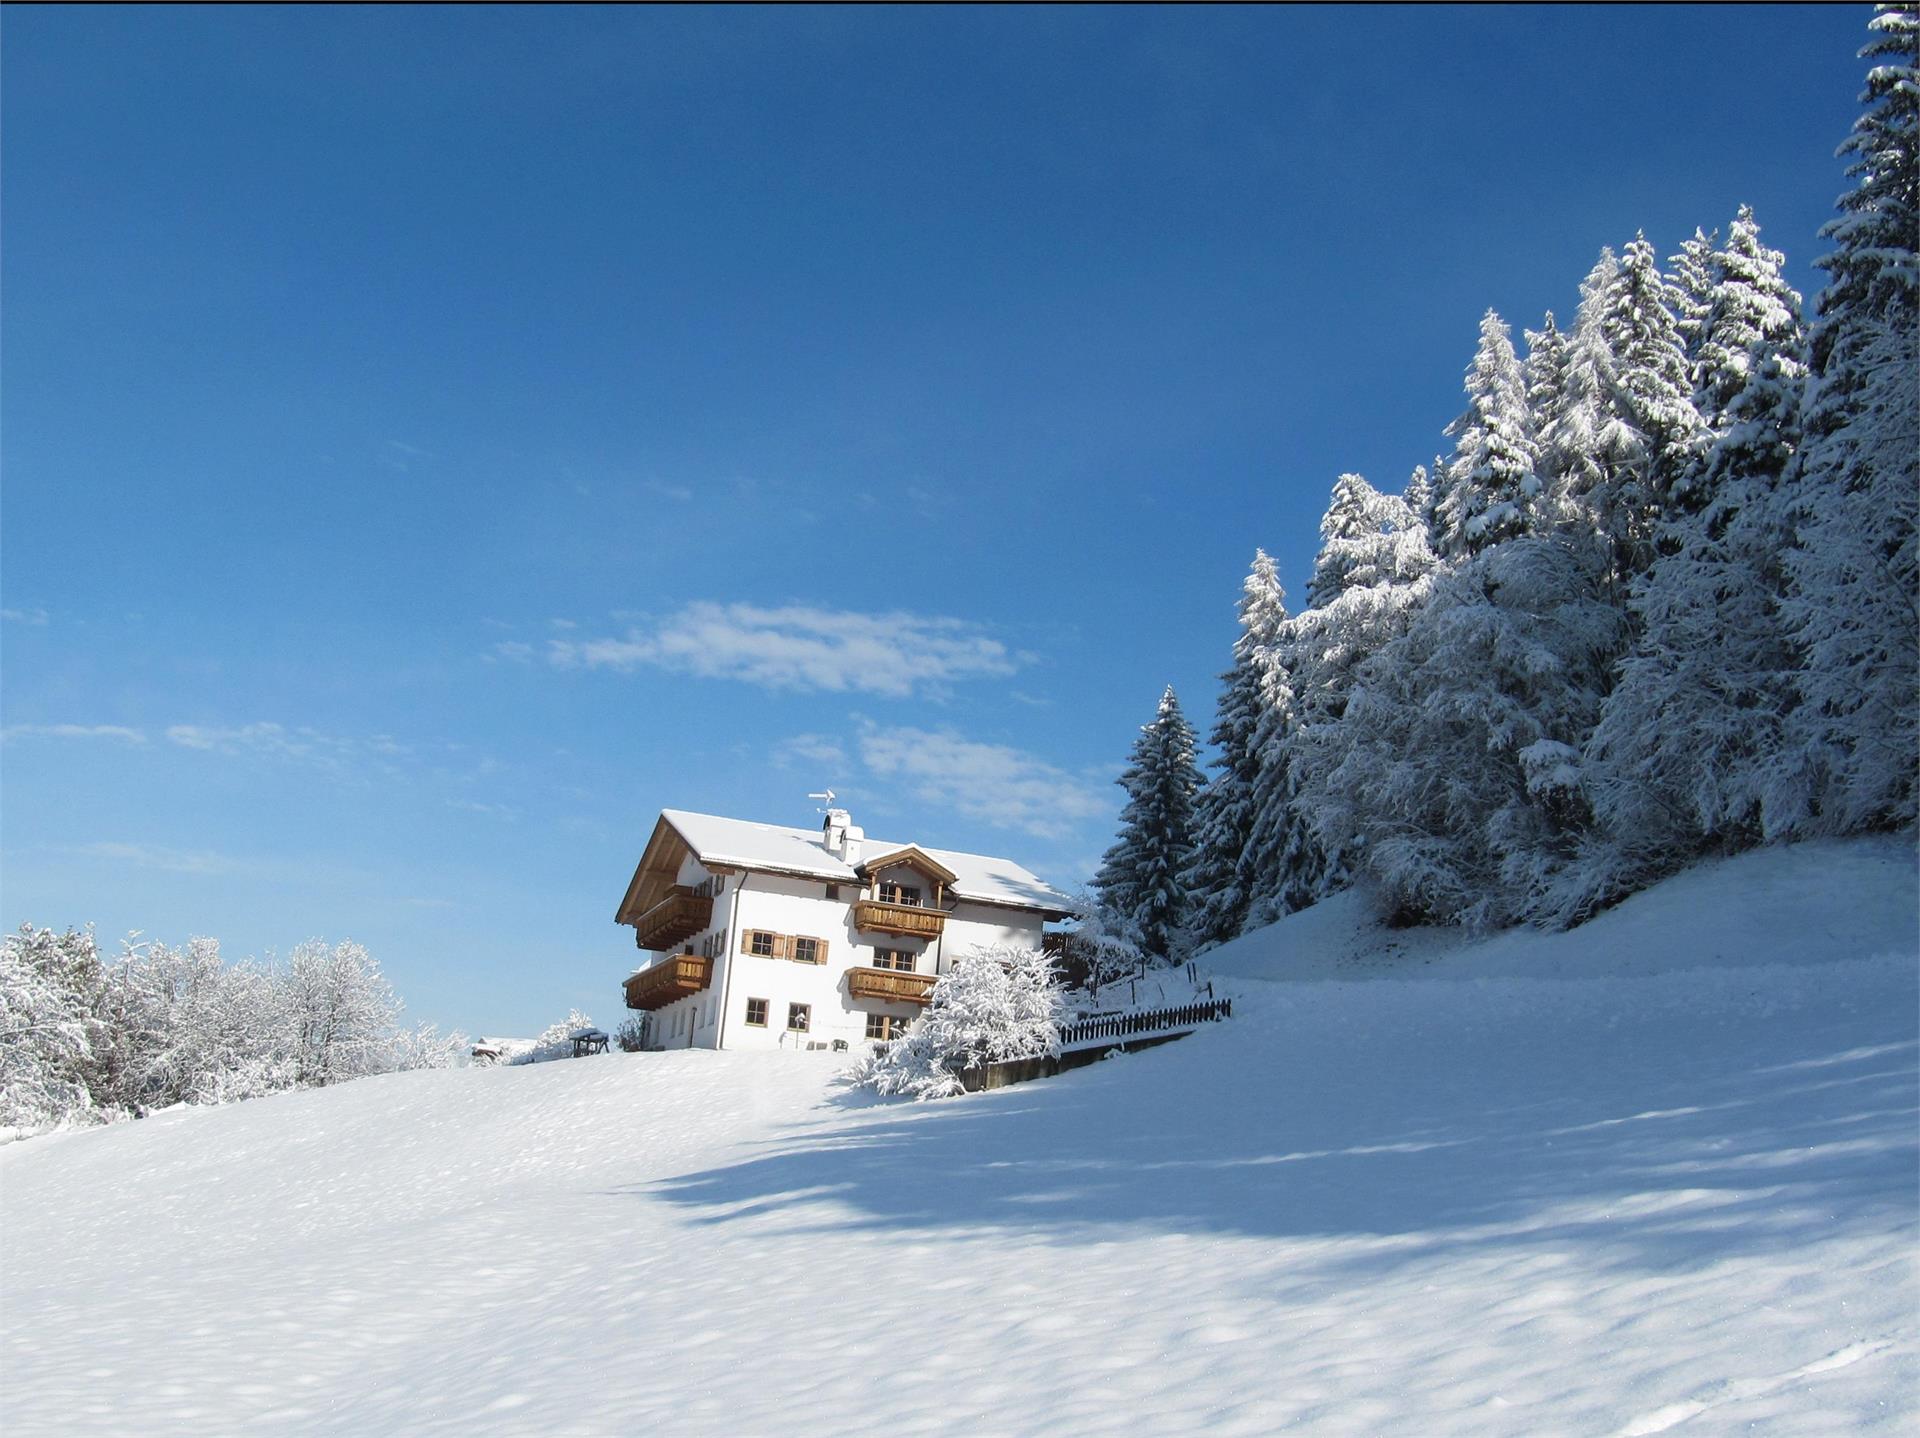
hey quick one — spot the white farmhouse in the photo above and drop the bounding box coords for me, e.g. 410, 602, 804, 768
616, 806, 1076, 1050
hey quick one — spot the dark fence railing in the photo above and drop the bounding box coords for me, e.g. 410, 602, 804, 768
1057, 997, 1232, 1050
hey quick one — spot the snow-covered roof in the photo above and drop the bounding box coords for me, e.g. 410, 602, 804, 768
658, 809, 1077, 915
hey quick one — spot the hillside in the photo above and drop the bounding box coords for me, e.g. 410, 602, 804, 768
3, 836, 1915, 1436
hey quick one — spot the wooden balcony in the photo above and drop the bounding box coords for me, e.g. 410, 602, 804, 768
851, 899, 947, 939
623, 954, 713, 1011
846, 966, 938, 1006
631, 887, 713, 952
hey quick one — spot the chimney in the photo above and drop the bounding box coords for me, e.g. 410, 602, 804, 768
822, 806, 851, 854
841, 824, 863, 867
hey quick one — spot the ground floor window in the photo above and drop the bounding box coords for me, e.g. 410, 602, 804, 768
744, 997, 768, 1027
787, 1003, 811, 1033
865, 1012, 910, 1040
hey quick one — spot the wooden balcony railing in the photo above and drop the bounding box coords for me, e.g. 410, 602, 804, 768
846, 966, 938, 1005
851, 899, 947, 939
632, 887, 713, 952
623, 954, 714, 1011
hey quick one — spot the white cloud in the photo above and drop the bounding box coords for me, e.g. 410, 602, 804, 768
73, 841, 245, 876
545, 602, 1021, 698
490, 640, 536, 663
857, 723, 1110, 841
2, 723, 147, 745
1, 606, 50, 626
163, 722, 409, 777
774, 733, 851, 770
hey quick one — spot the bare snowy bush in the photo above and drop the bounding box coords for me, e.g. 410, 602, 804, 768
849, 946, 1064, 1101
0, 923, 465, 1140
512, 1008, 599, 1065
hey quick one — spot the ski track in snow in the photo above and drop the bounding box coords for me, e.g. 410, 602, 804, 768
2, 837, 1916, 1436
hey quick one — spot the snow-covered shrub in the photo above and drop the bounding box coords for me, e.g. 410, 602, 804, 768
284, 940, 403, 1087
849, 946, 1064, 1101
512, 1009, 599, 1065
0, 926, 102, 1139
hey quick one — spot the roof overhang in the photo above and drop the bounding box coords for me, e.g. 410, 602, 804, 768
856, 845, 959, 886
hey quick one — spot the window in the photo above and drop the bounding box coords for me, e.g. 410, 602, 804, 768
746, 929, 776, 958
787, 1003, 811, 1033
865, 1012, 909, 1040
744, 998, 768, 1027
873, 949, 916, 973
792, 936, 820, 965
878, 880, 921, 907
826, 884, 841, 901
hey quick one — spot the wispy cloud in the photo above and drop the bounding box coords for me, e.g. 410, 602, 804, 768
1, 606, 50, 626
3, 723, 148, 745
489, 640, 536, 663
447, 797, 519, 820
71, 841, 247, 876
774, 733, 851, 770
379, 439, 431, 473
163, 722, 411, 779
642, 479, 693, 503
857, 722, 1110, 840
543, 603, 1022, 698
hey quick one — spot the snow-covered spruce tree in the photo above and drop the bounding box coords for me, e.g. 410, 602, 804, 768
1548, 241, 1706, 586
1306, 538, 1627, 928
1245, 475, 1437, 927
284, 939, 402, 1087
1403, 463, 1435, 538
848, 945, 1064, 1100
1184, 550, 1291, 949
1434, 310, 1542, 559
1780, 2, 1920, 836
1668, 226, 1721, 374
1522, 314, 1570, 502
1575, 212, 1814, 896
0, 925, 102, 1137
1093, 686, 1205, 961
1693, 208, 1807, 438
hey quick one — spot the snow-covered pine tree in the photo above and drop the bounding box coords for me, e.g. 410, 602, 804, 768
1403, 463, 1435, 538
1184, 551, 1291, 949
1550, 239, 1706, 584
1245, 475, 1437, 927
1306, 537, 1626, 929
1093, 686, 1205, 961
1780, 2, 1920, 835
1667, 226, 1721, 374
1694, 207, 1807, 437
1435, 310, 1542, 558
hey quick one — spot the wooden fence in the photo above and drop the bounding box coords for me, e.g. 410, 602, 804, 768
1057, 997, 1232, 1051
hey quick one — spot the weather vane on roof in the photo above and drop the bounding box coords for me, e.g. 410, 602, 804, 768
808, 789, 837, 812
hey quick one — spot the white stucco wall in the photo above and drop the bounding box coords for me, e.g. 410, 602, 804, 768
629, 862, 1056, 1052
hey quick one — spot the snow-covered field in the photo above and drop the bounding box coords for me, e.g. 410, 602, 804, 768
4, 837, 1915, 1436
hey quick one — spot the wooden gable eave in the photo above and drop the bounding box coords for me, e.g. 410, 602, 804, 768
616, 814, 697, 926
855, 845, 959, 888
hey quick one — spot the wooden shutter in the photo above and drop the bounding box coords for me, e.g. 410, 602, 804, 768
774, 934, 796, 961
811, 938, 828, 965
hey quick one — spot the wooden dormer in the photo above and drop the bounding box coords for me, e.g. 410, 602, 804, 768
856, 845, 958, 909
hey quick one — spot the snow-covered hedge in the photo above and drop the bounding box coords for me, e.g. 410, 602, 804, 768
848, 945, 1064, 1101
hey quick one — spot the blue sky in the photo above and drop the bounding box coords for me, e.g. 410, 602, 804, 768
1, 5, 1871, 1036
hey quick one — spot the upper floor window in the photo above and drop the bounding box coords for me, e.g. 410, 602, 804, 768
873, 949, 916, 973
877, 880, 921, 907
747, 929, 776, 958
792, 936, 822, 965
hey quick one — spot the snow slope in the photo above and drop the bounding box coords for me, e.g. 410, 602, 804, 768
3, 837, 1915, 1436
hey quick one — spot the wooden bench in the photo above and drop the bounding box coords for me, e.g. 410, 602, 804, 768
570, 1029, 609, 1058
